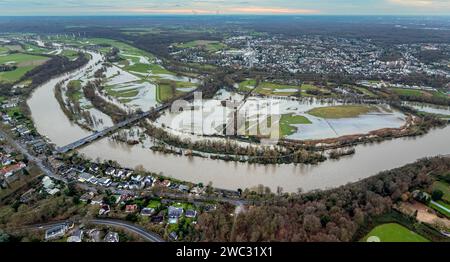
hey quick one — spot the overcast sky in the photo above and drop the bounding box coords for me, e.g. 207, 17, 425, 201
0, 0, 449, 15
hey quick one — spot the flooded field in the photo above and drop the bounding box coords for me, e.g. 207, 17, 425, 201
156, 91, 406, 141
26, 48, 450, 193
404, 102, 450, 116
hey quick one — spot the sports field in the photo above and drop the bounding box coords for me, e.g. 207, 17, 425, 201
362, 223, 429, 242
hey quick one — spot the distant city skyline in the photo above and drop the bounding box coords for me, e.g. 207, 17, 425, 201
0, 0, 449, 16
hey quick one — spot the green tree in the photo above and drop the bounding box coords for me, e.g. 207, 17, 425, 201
431, 189, 444, 201
0, 230, 10, 242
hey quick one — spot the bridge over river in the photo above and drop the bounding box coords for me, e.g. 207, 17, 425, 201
56, 103, 170, 153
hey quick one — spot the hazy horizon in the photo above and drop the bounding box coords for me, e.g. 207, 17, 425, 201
0, 0, 449, 16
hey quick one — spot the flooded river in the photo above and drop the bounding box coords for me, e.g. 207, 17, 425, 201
27, 53, 450, 192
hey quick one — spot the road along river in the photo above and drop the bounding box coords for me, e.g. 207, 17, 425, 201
27, 53, 450, 193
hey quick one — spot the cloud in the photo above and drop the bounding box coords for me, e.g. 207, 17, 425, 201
227, 7, 320, 14
388, 0, 450, 8
123, 8, 216, 14
123, 6, 320, 15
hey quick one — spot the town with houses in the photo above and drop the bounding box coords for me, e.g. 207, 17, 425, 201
171, 35, 450, 80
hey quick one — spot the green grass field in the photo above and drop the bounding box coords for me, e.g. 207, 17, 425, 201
307, 105, 378, 119
105, 85, 139, 99
88, 38, 155, 59
238, 80, 326, 97
0, 53, 47, 64
279, 114, 312, 137
0, 65, 35, 83
126, 63, 172, 75
238, 79, 257, 90
0, 53, 48, 83
156, 79, 195, 102
175, 40, 226, 52
21, 43, 49, 54
362, 223, 429, 242
156, 84, 177, 103
391, 88, 429, 98
352, 86, 377, 97
60, 50, 79, 59
431, 181, 450, 203
0, 46, 9, 54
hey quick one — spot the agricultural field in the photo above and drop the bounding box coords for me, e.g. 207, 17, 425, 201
307, 105, 379, 119
0, 46, 9, 53
1, 44, 23, 52
126, 63, 172, 75
89, 38, 155, 59
392, 88, 427, 97
351, 85, 377, 97
0, 53, 49, 83
175, 40, 227, 52
105, 85, 139, 100
279, 114, 312, 137
21, 43, 49, 54
156, 79, 196, 102
238, 80, 326, 97
362, 223, 429, 242
391, 88, 448, 102
0, 53, 47, 64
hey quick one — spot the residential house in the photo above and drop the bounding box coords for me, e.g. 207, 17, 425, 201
140, 207, 155, 216
131, 175, 143, 182
78, 172, 94, 183
125, 204, 138, 213
124, 170, 133, 178
87, 229, 101, 242
151, 214, 164, 223
98, 204, 110, 216
79, 192, 95, 203
185, 210, 197, 218
114, 169, 124, 178
4, 172, 18, 183
45, 224, 68, 240
42, 176, 55, 189
89, 164, 100, 173
88, 177, 98, 185
91, 195, 103, 205
168, 206, 183, 224
104, 167, 116, 176
169, 232, 178, 241
104, 231, 119, 242
190, 186, 204, 195
97, 177, 112, 187
155, 179, 171, 187
67, 229, 83, 242
2, 114, 12, 124
178, 184, 190, 192
1, 162, 26, 180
